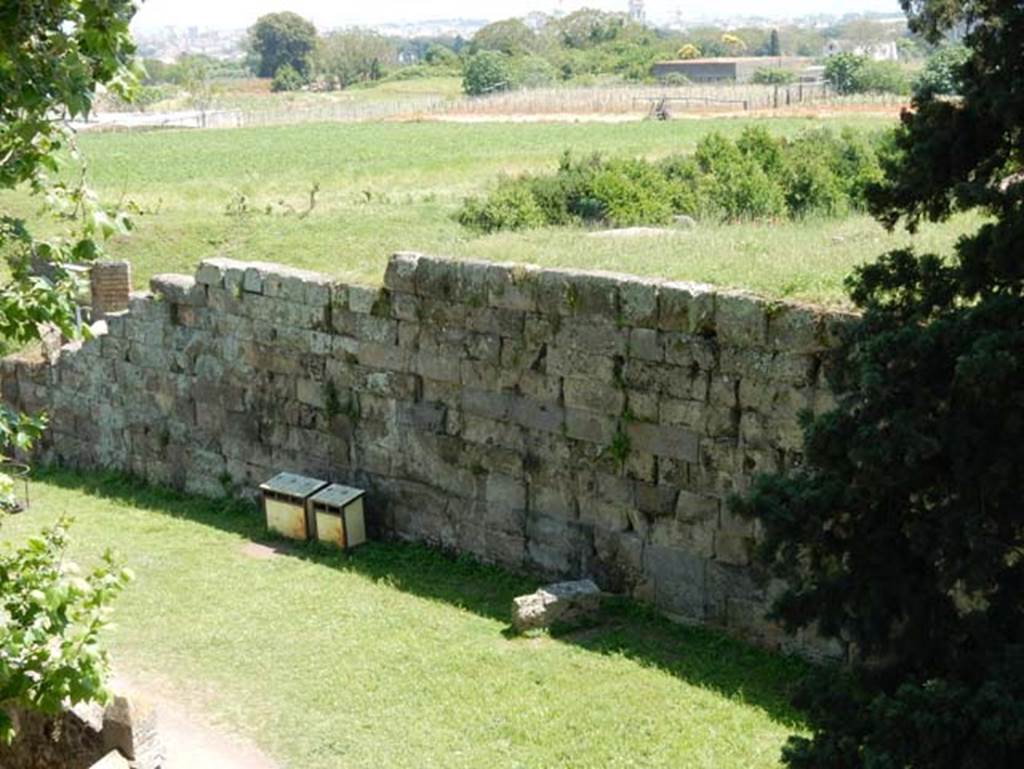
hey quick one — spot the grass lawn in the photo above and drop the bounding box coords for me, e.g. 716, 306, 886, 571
1, 470, 808, 768
0, 115, 977, 306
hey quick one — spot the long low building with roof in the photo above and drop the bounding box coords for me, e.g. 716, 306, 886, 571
652, 56, 814, 84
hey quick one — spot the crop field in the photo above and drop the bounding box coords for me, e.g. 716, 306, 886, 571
1, 115, 977, 306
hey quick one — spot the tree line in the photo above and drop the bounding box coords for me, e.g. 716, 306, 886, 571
138, 9, 953, 97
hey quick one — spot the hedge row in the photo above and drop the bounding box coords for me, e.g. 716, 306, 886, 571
457, 127, 886, 233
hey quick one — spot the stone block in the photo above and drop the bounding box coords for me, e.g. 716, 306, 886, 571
546, 345, 616, 380
715, 291, 768, 347
397, 401, 447, 433
629, 327, 662, 362
511, 579, 602, 632
627, 422, 699, 462
767, 303, 826, 353
645, 544, 707, 621
485, 262, 539, 312
571, 272, 620, 317
565, 409, 616, 445
636, 482, 678, 517
564, 376, 625, 415
102, 694, 162, 769
414, 254, 460, 299
534, 270, 577, 316
149, 273, 201, 306
354, 315, 398, 345
510, 397, 564, 434
658, 281, 716, 334
464, 306, 525, 337
344, 284, 375, 314
462, 388, 514, 421
194, 258, 240, 287
383, 252, 420, 293
592, 528, 645, 591
626, 390, 659, 422
675, 490, 720, 523
619, 276, 660, 327
554, 317, 627, 356
92, 750, 133, 769
485, 472, 527, 513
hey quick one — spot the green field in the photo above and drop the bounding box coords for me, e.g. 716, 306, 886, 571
138, 75, 464, 113
2, 471, 808, 768
1, 116, 977, 305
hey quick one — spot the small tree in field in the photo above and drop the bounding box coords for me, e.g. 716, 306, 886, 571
247, 11, 317, 80
462, 51, 512, 96
737, 1, 1024, 766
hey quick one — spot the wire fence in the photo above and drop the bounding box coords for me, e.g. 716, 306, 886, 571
435, 82, 904, 117
78, 83, 906, 132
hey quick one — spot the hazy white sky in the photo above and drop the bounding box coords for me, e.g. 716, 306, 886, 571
132, 1, 904, 30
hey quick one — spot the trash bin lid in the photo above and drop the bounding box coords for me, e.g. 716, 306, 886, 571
309, 483, 365, 509
259, 472, 328, 500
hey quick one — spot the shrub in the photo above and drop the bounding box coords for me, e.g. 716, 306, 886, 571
913, 44, 970, 99
751, 68, 796, 85
584, 159, 676, 226
856, 59, 910, 95
456, 128, 883, 232
0, 519, 133, 743
462, 51, 512, 96
695, 133, 787, 220
824, 52, 867, 94
825, 52, 910, 95
0, 472, 15, 512
832, 127, 885, 207
737, 125, 787, 178
271, 63, 305, 92
456, 180, 547, 232
424, 43, 460, 68
512, 56, 558, 89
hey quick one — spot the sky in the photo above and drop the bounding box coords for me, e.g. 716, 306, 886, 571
131, 1, 904, 30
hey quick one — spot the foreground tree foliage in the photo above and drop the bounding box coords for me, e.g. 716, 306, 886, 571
0, 520, 133, 743
736, 2, 1024, 766
0, 0, 136, 344
0, 0, 137, 744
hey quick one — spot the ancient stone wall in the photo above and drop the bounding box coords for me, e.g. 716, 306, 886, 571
0, 254, 852, 657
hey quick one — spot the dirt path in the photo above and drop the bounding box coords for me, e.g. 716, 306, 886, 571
111, 672, 279, 769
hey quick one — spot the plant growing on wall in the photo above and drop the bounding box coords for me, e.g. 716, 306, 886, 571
736, 1, 1024, 766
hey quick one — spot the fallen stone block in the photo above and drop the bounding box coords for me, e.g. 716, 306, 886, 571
511, 579, 602, 632
90, 751, 132, 769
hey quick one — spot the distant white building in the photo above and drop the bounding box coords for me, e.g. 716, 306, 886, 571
824, 38, 900, 62
629, 1, 646, 25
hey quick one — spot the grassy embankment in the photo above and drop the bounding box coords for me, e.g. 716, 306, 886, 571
0, 115, 978, 306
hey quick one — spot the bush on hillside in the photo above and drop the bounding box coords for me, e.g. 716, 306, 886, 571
456, 181, 547, 232
271, 64, 305, 92
913, 44, 970, 99
457, 127, 884, 232
825, 52, 910, 95
462, 51, 513, 96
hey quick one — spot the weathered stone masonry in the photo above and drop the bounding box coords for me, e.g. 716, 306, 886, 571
1, 254, 851, 656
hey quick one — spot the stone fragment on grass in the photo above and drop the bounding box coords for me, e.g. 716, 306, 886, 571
90, 751, 132, 769
511, 579, 602, 632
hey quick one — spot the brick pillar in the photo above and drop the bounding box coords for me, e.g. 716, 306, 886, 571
91, 260, 131, 319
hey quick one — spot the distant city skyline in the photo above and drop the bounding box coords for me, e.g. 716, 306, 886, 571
131, 1, 904, 31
